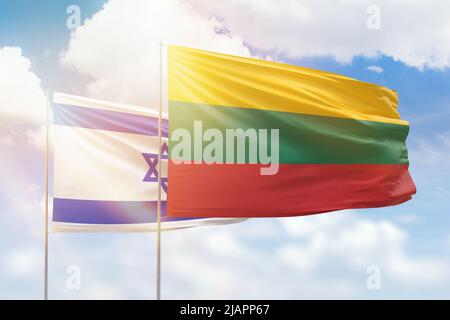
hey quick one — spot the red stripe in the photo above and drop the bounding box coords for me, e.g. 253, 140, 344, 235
167, 163, 416, 218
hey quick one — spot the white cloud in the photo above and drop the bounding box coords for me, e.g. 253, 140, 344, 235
0, 47, 47, 149
0, 134, 16, 146
3, 247, 41, 279
9, 213, 446, 299
385, 253, 448, 284
190, 0, 450, 70
160, 213, 450, 298
60, 0, 251, 107
59, 0, 450, 110
42, 49, 51, 59
9, 184, 45, 238
279, 214, 449, 285
0, 45, 48, 291
0, 47, 46, 124
367, 65, 384, 73
12, 184, 44, 217
25, 125, 46, 148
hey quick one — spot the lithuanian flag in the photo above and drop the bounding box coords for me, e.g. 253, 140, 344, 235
167, 45, 416, 218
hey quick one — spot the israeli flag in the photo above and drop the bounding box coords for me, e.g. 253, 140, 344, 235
51, 92, 244, 232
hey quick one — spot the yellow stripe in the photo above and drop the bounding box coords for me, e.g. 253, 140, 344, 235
168, 45, 408, 126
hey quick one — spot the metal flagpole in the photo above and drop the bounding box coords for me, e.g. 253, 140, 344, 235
155, 42, 164, 300
44, 90, 51, 300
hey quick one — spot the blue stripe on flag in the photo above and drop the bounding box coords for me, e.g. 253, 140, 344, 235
53, 198, 193, 224
53, 103, 169, 137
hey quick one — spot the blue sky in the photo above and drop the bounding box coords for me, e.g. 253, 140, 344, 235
1, 0, 450, 299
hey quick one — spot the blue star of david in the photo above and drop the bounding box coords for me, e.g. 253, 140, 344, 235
142, 142, 168, 193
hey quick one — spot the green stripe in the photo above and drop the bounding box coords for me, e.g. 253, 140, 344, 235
169, 101, 410, 164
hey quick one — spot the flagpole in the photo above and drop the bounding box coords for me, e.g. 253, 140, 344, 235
156, 42, 164, 300
44, 90, 51, 300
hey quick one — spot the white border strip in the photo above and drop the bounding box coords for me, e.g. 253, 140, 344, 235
51, 218, 247, 233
